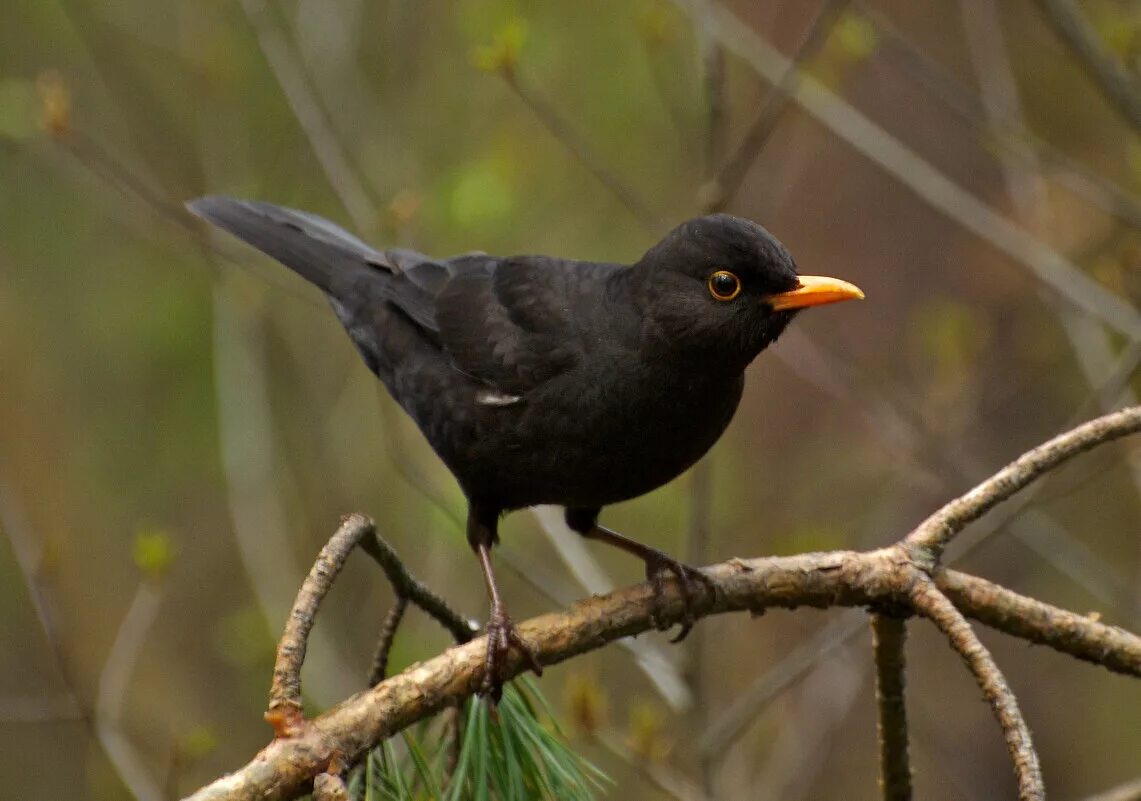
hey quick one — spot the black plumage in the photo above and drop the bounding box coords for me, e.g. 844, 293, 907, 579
187, 196, 863, 695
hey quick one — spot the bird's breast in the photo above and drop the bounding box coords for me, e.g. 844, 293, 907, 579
461, 359, 745, 509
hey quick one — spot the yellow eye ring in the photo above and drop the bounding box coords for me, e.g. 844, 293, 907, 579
707, 270, 742, 301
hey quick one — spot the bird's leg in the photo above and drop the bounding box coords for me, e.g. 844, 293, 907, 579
468, 509, 542, 700
566, 509, 715, 642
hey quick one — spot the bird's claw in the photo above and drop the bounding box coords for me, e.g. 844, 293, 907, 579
643, 553, 716, 642
480, 604, 543, 701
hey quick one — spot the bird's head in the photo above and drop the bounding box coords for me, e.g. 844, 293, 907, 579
633, 214, 864, 371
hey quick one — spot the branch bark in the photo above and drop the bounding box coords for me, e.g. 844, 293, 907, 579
186, 409, 1141, 801
910, 581, 1044, 801
871, 613, 912, 801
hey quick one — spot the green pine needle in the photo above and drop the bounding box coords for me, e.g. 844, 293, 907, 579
348, 679, 607, 801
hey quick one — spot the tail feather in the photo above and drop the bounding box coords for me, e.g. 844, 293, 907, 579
187, 196, 391, 293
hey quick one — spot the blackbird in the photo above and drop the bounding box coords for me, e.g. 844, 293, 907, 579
187, 197, 863, 695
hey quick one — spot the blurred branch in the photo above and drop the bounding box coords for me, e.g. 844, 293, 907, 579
856, 1, 1141, 229
747, 648, 867, 801
0, 472, 165, 801
237, 0, 377, 232
211, 278, 362, 708
185, 408, 1141, 801
697, 608, 865, 756
0, 694, 82, 723
670, 0, 1141, 339
960, 0, 1141, 626
1081, 775, 1141, 801
909, 581, 1043, 801
1031, 0, 1141, 131
501, 69, 663, 232
594, 730, 710, 801
904, 406, 1141, 560
871, 613, 911, 801
703, 0, 851, 213
96, 579, 168, 801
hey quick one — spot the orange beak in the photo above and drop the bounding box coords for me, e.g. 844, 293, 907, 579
766, 275, 865, 312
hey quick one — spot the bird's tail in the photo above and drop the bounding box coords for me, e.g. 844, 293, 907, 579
186, 196, 392, 293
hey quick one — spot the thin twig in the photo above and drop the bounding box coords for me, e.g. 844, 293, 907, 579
904, 406, 1141, 560
267, 513, 375, 736
909, 580, 1044, 801
1031, 0, 1141, 131
368, 597, 409, 687
871, 613, 912, 801
267, 514, 475, 735
358, 534, 477, 645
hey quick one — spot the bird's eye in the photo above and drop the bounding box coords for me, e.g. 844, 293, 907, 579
707, 270, 742, 301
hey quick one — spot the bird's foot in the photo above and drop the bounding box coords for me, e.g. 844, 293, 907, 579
642, 551, 717, 643
480, 603, 543, 701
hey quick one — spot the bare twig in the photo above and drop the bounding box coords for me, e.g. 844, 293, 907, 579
909, 580, 1043, 801
936, 569, 1141, 675
871, 613, 912, 801
267, 513, 375, 736
357, 534, 477, 645
904, 406, 1141, 560
267, 513, 476, 736
670, 0, 1141, 339
368, 597, 408, 687
1031, 0, 1141, 131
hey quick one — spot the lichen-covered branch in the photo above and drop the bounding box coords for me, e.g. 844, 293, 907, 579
267, 514, 375, 737
187, 409, 1141, 801
185, 544, 1141, 801
910, 581, 1044, 801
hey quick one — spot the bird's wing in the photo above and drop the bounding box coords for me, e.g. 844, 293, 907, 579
433, 256, 587, 396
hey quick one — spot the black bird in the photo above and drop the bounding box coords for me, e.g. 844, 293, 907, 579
187, 197, 864, 695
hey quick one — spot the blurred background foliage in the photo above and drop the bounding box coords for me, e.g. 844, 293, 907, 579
1, 0, 1139, 799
